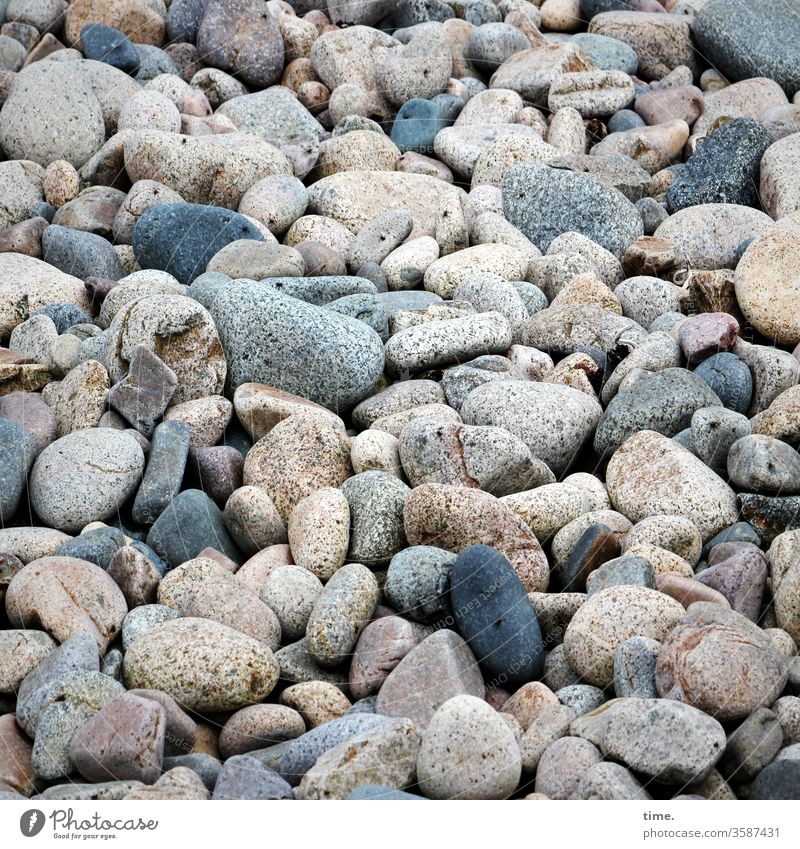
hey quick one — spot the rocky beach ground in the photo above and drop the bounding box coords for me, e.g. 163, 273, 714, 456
1, 0, 800, 803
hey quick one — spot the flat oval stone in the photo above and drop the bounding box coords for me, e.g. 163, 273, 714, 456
0, 417, 37, 524
349, 616, 424, 700
693, 352, 753, 415
340, 471, 409, 567
219, 704, 306, 759
384, 546, 455, 623
728, 434, 800, 494
452, 544, 544, 688
0, 629, 56, 695
123, 617, 279, 712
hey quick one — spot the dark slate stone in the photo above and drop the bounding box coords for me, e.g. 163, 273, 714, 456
390, 98, 454, 155
451, 544, 544, 687
132, 421, 190, 526
666, 118, 772, 213
146, 488, 242, 568
503, 162, 643, 259
275, 714, 397, 786
594, 367, 722, 458
585, 555, 655, 596
635, 197, 668, 236
750, 760, 800, 800
134, 43, 181, 81
693, 352, 753, 415
165, 0, 206, 43
613, 636, 660, 699
347, 784, 425, 800
700, 521, 761, 560
80, 24, 139, 75
129, 541, 168, 577
55, 527, 127, 571
326, 293, 389, 341
737, 494, 800, 545
33, 303, 93, 333
163, 753, 221, 791
31, 201, 56, 222
211, 283, 385, 412
132, 203, 266, 285
212, 755, 293, 800
561, 523, 620, 592
0, 418, 36, 523
694, 0, 800, 97
108, 345, 178, 438
42, 224, 123, 281
607, 109, 645, 134
384, 546, 455, 623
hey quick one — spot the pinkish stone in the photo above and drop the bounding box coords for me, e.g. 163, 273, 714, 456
635, 86, 704, 126
655, 573, 731, 610
349, 615, 425, 699
695, 549, 767, 622
678, 312, 739, 363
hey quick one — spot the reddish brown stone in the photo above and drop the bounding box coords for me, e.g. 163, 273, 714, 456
0, 217, 48, 257
0, 714, 34, 796
635, 86, 704, 126
127, 689, 198, 756
655, 572, 731, 610
678, 312, 740, 363
695, 549, 767, 621
107, 546, 160, 608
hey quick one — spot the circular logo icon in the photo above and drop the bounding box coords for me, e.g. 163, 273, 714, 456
20, 810, 45, 837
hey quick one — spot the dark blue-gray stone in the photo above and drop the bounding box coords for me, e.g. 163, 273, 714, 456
347, 696, 378, 715
326, 294, 389, 341
666, 118, 772, 213
503, 163, 643, 259
132, 421, 190, 526
594, 368, 722, 458
585, 555, 655, 596
607, 109, 645, 134
451, 544, 544, 687
571, 33, 637, 74
31, 201, 56, 222
146, 488, 242, 568
384, 546, 455, 623
133, 203, 266, 285
134, 44, 181, 81
693, 352, 753, 415
694, 0, 800, 97
80, 24, 139, 74
163, 754, 221, 791
750, 761, 800, 800
0, 418, 36, 523
212, 756, 293, 800
580, 0, 629, 15
467, 21, 531, 73
635, 197, 668, 236
276, 714, 398, 786
129, 541, 168, 577
165, 0, 206, 43
56, 527, 126, 570
390, 98, 453, 154
701, 521, 761, 560
42, 224, 123, 281
347, 784, 425, 800
737, 494, 800, 545
613, 636, 660, 699
258, 275, 378, 305
33, 303, 93, 333
211, 283, 385, 412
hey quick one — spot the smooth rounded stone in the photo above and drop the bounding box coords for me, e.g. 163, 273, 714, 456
534, 736, 602, 800
326, 293, 390, 341
573, 761, 650, 800
340, 472, 409, 567
132, 203, 266, 286
273, 638, 350, 694
212, 284, 384, 412
112, 181, 185, 246
760, 133, 800, 220
773, 695, 800, 744
466, 23, 529, 74
526, 593, 585, 650
417, 695, 521, 800
551, 510, 632, 567
500, 681, 560, 732
555, 684, 606, 719
6, 555, 126, 654
207, 242, 303, 281
376, 628, 484, 724
422, 244, 528, 300
625, 516, 702, 568
439, 359, 530, 417
735, 493, 800, 545
380, 237, 440, 292
41, 224, 123, 282
353, 380, 445, 429
55, 526, 125, 572
570, 31, 637, 73
287, 487, 350, 582
606, 430, 738, 542
736, 340, 800, 416
28, 429, 143, 534
546, 230, 624, 289
314, 130, 401, 181
453, 273, 529, 330
260, 566, 322, 643
258, 275, 378, 306
548, 70, 634, 118
404, 483, 549, 593
146, 489, 241, 568
0, 712, 34, 796
694, 0, 800, 97
689, 406, 751, 476
656, 602, 789, 723
635, 197, 668, 236
118, 89, 181, 133
543, 644, 581, 692
237, 174, 308, 237
461, 380, 602, 477
305, 563, 379, 667
518, 703, 577, 772
0, 61, 105, 168
573, 697, 725, 785
280, 681, 352, 729
667, 118, 772, 213
614, 276, 680, 329
717, 708, 784, 784
130, 421, 189, 526
350, 430, 402, 478
503, 162, 643, 259
0, 391, 56, 455
223, 486, 286, 558
585, 554, 654, 596
390, 97, 454, 156
80, 22, 139, 74
349, 616, 424, 701
0, 417, 36, 523
451, 545, 544, 688
563, 585, 684, 688
727, 434, 800, 495
219, 705, 306, 759
693, 354, 752, 416
679, 312, 740, 366
106, 345, 176, 439
384, 546, 455, 623
750, 761, 800, 800
243, 414, 351, 525
613, 636, 660, 699
653, 203, 773, 271
0, 630, 56, 695
211, 755, 292, 800
503, 484, 589, 547
123, 617, 278, 712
